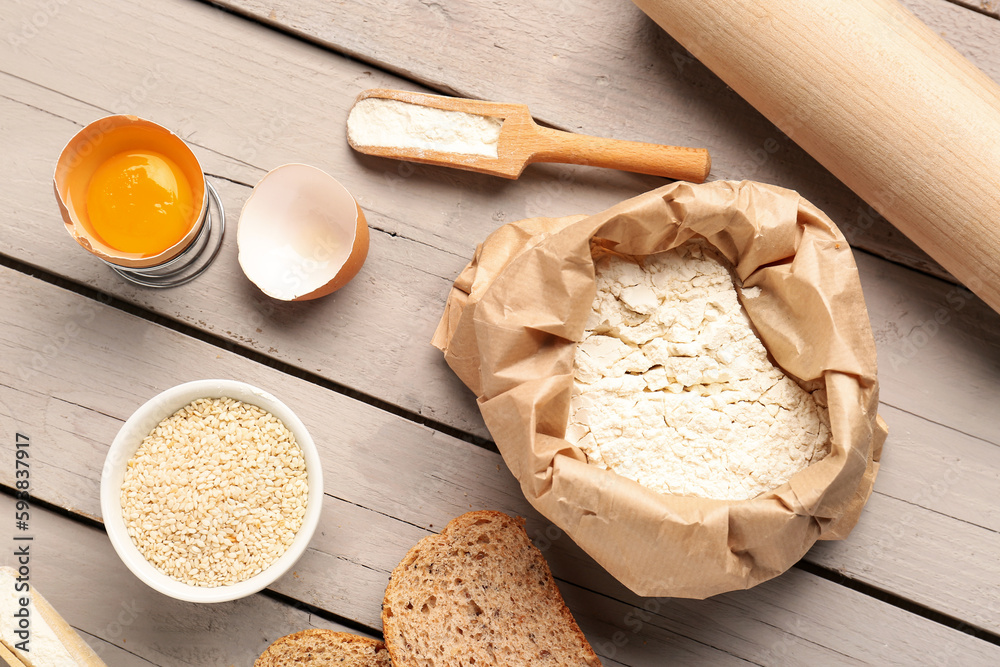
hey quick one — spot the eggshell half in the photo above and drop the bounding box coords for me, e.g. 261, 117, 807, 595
237, 164, 369, 301
54, 115, 207, 268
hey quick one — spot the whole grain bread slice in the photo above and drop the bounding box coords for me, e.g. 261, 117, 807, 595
382, 510, 601, 666
254, 629, 391, 666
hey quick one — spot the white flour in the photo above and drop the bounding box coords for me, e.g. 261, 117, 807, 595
0, 569, 78, 666
566, 244, 831, 501
347, 98, 503, 158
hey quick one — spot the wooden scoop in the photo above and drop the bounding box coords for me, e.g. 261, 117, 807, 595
347, 89, 711, 182
0, 641, 28, 667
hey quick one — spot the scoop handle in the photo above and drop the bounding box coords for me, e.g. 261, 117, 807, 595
528, 125, 711, 183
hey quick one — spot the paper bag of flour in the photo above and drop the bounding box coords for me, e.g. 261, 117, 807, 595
433, 180, 886, 597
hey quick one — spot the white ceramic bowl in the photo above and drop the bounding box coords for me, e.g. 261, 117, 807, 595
100, 379, 323, 603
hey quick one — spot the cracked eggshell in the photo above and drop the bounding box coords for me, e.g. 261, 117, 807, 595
237, 164, 369, 301
54, 114, 207, 268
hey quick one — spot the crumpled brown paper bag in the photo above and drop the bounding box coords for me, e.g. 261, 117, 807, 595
432, 180, 886, 598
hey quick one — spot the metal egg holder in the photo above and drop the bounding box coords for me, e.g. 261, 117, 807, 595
103, 180, 226, 289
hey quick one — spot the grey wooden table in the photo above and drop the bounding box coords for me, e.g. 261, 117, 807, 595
2, 0, 1000, 664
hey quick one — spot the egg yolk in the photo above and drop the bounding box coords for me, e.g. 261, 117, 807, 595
86, 150, 195, 255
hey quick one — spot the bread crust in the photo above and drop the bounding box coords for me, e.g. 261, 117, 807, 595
382, 510, 601, 666
254, 629, 390, 666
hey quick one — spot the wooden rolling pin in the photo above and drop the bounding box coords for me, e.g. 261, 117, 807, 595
633, 0, 1000, 313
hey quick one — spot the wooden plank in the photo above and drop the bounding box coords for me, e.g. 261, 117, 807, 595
3, 0, 1000, 632
2, 0, 1000, 450
75, 636, 159, 667
807, 402, 1000, 632
945, 1, 1000, 23
5, 464, 1000, 665
213, 0, 1000, 282
3, 264, 1000, 645
0, 0, 995, 662
0, 83, 490, 440
0, 0, 656, 263
0, 0, 667, 441
596, 567, 1000, 666
0, 496, 383, 667
860, 404, 1000, 536
856, 251, 1000, 447
6, 104, 1000, 484
0, 264, 740, 663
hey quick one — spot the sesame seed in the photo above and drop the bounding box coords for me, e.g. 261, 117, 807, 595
120, 397, 309, 587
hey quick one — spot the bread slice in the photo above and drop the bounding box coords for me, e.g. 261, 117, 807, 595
254, 629, 390, 666
382, 510, 601, 666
